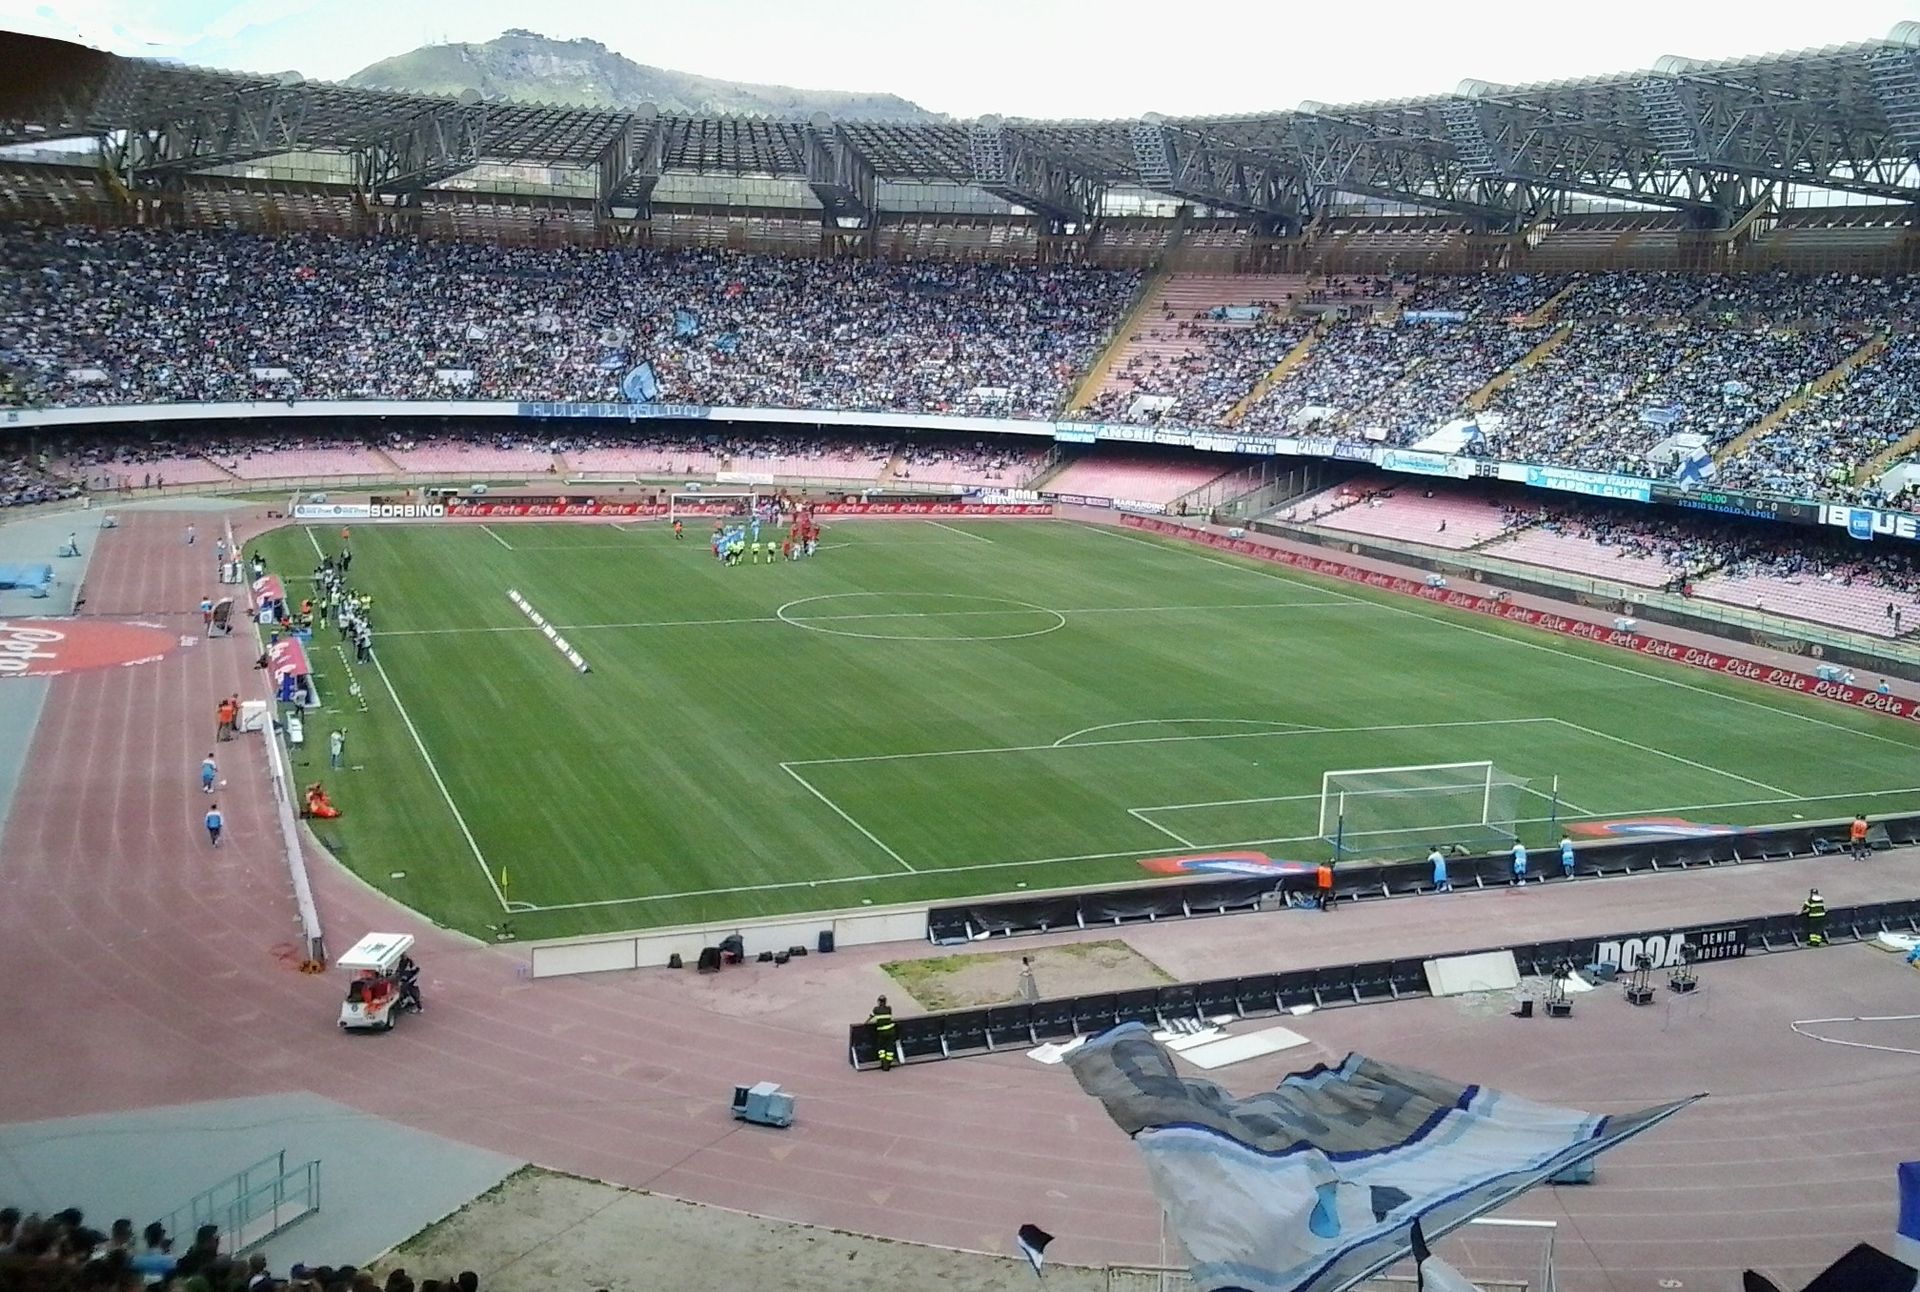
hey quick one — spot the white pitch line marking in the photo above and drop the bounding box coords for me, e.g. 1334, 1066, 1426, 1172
1134, 789, 1325, 811
479, 524, 515, 550
1099, 521, 1920, 753
924, 519, 993, 544
303, 528, 512, 912
1548, 717, 1794, 797
787, 717, 1557, 768
507, 784, 1920, 912
1052, 717, 1327, 747
780, 763, 916, 873
1127, 807, 1201, 848
375, 600, 1365, 637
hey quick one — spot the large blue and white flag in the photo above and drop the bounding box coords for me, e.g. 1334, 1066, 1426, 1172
1674, 448, 1717, 488
1897, 1161, 1920, 1270
1065, 1024, 1697, 1292
621, 362, 660, 404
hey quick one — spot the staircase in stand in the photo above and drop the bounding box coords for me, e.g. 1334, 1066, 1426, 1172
1856, 421, 1920, 484
1224, 324, 1322, 425
1467, 323, 1573, 411
1518, 282, 1580, 327
1065, 267, 1177, 413
1714, 333, 1889, 466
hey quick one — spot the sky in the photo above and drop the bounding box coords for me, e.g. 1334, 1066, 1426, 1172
5, 0, 1919, 119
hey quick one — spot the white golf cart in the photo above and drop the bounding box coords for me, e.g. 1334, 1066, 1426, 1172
337, 932, 415, 1032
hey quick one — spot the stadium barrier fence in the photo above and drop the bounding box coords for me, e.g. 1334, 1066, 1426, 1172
924, 812, 1920, 944
232, 516, 326, 968
848, 896, 1920, 1070
1127, 514, 1920, 712
1260, 519, 1920, 678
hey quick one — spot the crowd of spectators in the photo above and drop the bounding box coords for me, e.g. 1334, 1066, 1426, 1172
1396, 272, 1567, 320
7, 226, 1920, 507
0, 1203, 478, 1292
0, 226, 1137, 417
1, 450, 83, 506
0, 427, 1055, 505
1076, 318, 1314, 426
1714, 334, 1920, 506
1489, 497, 1764, 581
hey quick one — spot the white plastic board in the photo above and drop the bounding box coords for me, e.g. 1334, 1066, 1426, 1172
1179, 1025, 1310, 1070
1424, 949, 1521, 997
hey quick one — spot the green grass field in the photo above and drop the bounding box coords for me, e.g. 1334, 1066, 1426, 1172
253, 518, 1920, 940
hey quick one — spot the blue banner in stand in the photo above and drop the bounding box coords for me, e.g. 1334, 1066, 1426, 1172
518, 401, 710, 421
1819, 503, 1920, 542
1380, 448, 1470, 479
1524, 464, 1651, 502
1052, 426, 1098, 444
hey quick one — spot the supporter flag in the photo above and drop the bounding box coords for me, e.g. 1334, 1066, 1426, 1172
1065, 1024, 1698, 1292
674, 309, 699, 338
715, 332, 741, 354
1674, 448, 1716, 488
1897, 1161, 1920, 1270
1409, 1219, 1481, 1292
1016, 1223, 1053, 1277
621, 363, 661, 404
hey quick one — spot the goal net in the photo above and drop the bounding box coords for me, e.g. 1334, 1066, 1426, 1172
669, 490, 760, 521
1319, 761, 1530, 859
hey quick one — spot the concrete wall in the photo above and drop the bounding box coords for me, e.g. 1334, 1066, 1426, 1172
527, 905, 929, 978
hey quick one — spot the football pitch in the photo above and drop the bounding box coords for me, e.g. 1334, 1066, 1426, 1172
255, 518, 1920, 940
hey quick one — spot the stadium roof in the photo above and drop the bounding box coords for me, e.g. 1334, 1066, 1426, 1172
4, 24, 1919, 231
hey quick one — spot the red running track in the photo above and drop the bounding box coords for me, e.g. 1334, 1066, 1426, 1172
2, 508, 1916, 1292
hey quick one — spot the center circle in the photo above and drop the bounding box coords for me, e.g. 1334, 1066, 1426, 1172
774, 592, 1068, 642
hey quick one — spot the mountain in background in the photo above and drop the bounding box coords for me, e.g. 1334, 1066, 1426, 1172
345, 29, 933, 119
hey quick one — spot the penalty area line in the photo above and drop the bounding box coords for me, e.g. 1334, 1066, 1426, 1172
924, 519, 993, 544
479, 524, 516, 550
779, 762, 916, 873
503, 782, 1920, 913
1126, 807, 1201, 848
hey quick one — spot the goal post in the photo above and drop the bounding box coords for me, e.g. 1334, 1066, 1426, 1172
668, 490, 760, 521
1319, 761, 1531, 860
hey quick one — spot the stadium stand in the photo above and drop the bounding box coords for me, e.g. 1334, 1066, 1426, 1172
892, 441, 1047, 488
1715, 334, 1920, 505
1304, 484, 1523, 550
1274, 478, 1920, 638
1693, 562, 1920, 638
1072, 274, 1385, 426
0, 226, 1138, 418
380, 439, 558, 475
1041, 454, 1234, 506
213, 446, 392, 480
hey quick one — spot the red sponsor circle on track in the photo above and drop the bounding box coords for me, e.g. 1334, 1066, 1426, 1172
0, 619, 177, 678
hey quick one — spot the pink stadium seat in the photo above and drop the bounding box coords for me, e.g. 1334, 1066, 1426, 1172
566, 448, 726, 475
1044, 456, 1232, 505
1479, 528, 1679, 587
216, 447, 388, 479
1309, 490, 1515, 550
894, 448, 1046, 488
67, 455, 233, 486
1691, 569, 1920, 638
385, 445, 558, 474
